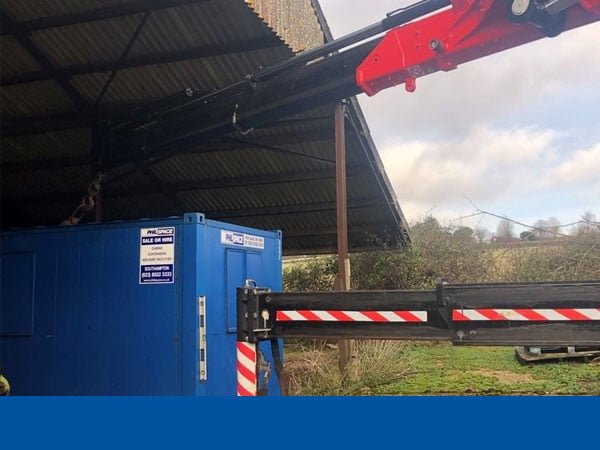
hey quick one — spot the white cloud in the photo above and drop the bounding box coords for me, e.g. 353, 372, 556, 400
381, 125, 560, 203
544, 143, 600, 191
379, 125, 600, 224
549, 143, 600, 185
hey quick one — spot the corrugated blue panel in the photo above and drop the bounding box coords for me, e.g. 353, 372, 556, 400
0, 213, 282, 396
1, 252, 35, 336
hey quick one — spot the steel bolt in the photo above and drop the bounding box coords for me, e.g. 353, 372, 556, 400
429, 39, 442, 52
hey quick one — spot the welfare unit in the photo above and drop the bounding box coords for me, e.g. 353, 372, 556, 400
0, 213, 282, 395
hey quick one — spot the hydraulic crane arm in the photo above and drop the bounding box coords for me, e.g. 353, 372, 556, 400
105, 0, 599, 168
357, 0, 600, 95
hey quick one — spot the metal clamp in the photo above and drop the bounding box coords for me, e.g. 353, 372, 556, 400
237, 284, 274, 344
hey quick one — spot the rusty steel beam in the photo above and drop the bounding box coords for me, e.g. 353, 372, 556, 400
335, 102, 349, 280
335, 101, 353, 373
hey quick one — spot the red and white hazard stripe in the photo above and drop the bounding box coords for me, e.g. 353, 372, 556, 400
276, 310, 427, 322
452, 308, 600, 322
236, 342, 257, 396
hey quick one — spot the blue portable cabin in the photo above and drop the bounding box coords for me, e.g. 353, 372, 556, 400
0, 213, 282, 395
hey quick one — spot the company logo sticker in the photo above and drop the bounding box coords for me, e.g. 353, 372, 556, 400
221, 230, 264, 250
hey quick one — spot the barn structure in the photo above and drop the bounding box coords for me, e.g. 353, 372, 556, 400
0, 0, 410, 255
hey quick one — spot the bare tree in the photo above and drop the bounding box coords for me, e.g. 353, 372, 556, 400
547, 216, 561, 235
575, 211, 599, 235
460, 197, 589, 238
496, 218, 515, 242
474, 226, 491, 243
530, 217, 562, 239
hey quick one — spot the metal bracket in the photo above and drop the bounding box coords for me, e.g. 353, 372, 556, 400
232, 105, 255, 136
436, 277, 450, 306
237, 281, 274, 343
231, 78, 257, 136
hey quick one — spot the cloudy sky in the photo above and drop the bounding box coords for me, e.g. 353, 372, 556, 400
319, 0, 600, 233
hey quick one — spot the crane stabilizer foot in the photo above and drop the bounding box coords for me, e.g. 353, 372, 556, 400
515, 346, 600, 364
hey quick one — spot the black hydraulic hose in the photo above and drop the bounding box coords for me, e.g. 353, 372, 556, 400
130, 0, 451, 121
107, 0, 452, 163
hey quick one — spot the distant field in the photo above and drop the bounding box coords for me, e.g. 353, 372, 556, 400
284, 341, 600, 396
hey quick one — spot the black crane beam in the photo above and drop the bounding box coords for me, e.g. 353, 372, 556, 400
238, 281, 600, 346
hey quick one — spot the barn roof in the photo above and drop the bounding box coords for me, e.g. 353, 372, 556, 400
0, 0, 410, 254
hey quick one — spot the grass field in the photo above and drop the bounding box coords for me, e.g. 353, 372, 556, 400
284, 341, 600, 396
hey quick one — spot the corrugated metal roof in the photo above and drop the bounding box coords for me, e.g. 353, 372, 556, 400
245, 0, 324, 52
0, 127, 90, 162
0, 0, 127, 20
0, 0, 410, 253
1, 80, 75, 116
1, 165, 92, 197
32, 15, 144, 67
0, 36, 42, 75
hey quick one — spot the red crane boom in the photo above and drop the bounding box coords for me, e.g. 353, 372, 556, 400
357, 0, 600, 95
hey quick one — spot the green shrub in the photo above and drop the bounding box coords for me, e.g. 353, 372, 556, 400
283, 256, 337, 292
283, 217, 600, 291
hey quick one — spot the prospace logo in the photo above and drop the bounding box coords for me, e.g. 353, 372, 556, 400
220, 230, 265, 250
222, 231, 244, 246
142, 227, 175, 237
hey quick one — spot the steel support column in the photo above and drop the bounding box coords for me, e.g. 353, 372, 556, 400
335, 101, 353, 373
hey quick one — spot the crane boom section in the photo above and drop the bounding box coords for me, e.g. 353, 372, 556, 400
357, 0, 600, 95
